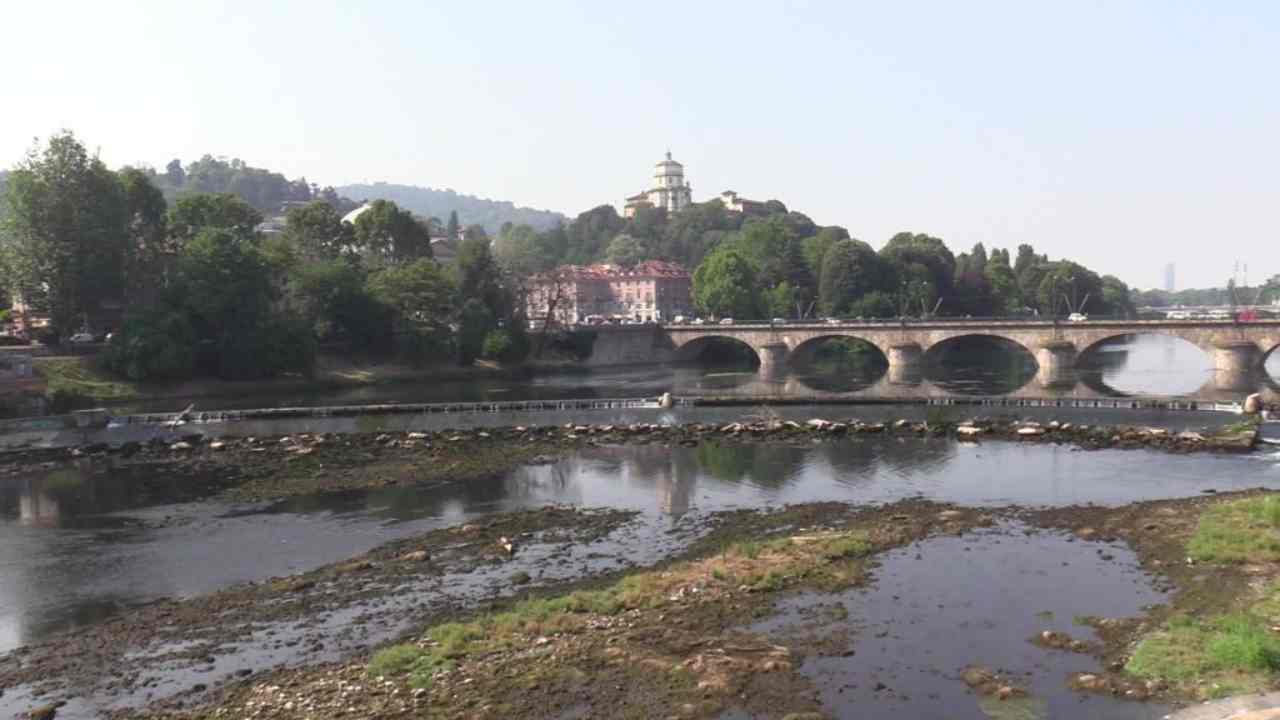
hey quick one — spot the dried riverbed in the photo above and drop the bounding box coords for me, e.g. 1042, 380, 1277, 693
0, 415, 1276, 719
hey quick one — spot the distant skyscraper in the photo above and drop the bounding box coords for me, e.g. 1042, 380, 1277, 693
1164, 263, 1176, 292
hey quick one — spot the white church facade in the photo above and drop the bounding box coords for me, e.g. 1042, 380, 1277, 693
623, 151, 694, 218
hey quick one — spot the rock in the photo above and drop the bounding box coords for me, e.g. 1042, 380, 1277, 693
956, 425, 984, 436
658, 392, 674, 409
938, 510, 965, 520
806, 418, 832, 430
407, 432, 428, 439
961, 665, 996, 688
169, 441, 192, 451
510, 570, 531, 585
1016, 426, 1045, 436
893, 419, 911, 430
1177, 431, 1206, 442
1075, 527, 1097, 539
334, 560, 374, 575
28, 703, 61, 720
209, 441, 226, 451
1245, 393, 1263, 414
398, 550, 429, 562
498, 536, 515, 555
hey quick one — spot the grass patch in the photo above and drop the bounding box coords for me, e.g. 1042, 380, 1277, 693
367, 529, 875, 691
34, 357, 139, 404
1127, 613, 1280, 696
1186, 495, 1280, 564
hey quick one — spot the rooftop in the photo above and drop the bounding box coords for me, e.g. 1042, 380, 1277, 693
534, 259, 691, 281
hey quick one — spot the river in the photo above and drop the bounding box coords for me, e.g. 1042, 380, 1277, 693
2, 335, 1279, 718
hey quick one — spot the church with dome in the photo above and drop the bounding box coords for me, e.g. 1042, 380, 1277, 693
622, 151, 693, 218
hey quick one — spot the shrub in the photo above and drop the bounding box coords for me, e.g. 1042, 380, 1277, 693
106, 310, 197, 381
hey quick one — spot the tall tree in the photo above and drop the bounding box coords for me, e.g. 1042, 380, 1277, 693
118, 167, 169, 305
2, 131, 130, 335
446, 210, 460, 242
692, 248, 762, 320
285, 201, 354, 259
351, 199, 432, 262
169, 193, 263, 244
819, 239, 888, 316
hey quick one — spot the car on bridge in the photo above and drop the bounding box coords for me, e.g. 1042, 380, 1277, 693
718, 318, 735, 325
1068, 313, 1088, 322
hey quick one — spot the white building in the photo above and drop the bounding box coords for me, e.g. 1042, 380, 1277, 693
623, 152, 693, 217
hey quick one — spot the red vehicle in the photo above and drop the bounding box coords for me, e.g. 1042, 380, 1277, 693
1237, 309, 1258, 322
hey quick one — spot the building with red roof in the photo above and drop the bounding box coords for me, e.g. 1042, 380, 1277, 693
527, 260, 692, 326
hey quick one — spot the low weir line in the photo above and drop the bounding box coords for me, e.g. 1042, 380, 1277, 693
0, 394, 1246, 437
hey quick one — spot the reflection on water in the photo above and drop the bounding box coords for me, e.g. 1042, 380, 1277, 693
1079, 334, 1214, 396
3, 439, 1277, 653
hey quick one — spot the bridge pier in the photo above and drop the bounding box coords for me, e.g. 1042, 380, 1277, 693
756, 343, 789, 378
1213, 342, 1261, 374
1035, 341, 1078, 387
886, 343, 923, 385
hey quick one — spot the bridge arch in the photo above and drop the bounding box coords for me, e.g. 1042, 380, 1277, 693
787, 334, 889, 367
671, 334, 761, 369
920, 334, 1039, 395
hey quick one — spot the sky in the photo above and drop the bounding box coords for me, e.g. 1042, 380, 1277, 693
2, 1, 1277, 290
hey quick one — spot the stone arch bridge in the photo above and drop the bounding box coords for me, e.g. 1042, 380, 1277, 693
655, 319, 1280, 385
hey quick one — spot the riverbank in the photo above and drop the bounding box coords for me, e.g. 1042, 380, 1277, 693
27, 355, 587, 411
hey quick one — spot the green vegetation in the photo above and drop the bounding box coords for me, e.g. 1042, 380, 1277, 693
1187, 495, 1280, 563
35, 358, 139, 404
365, 529, 873, 687
1127, 612, 1280, 697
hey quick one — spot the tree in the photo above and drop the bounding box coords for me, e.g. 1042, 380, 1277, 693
565, 205, 624, 264
1100, 275, 1136, 317
880, 232, 956, 311
692, 248, 762, 320
351, 199, 431, 262
172, 227, 313, 379
118, 167, 169, 305
802, 227, 850, 282
455, 234, 509, 320
169, 193, 263, 243
605, 234, 649, 268
292, 258, 391, 349
164, 159, 186, 187
446, 210, 460, 242
494, 223, 550, 276
456, 298, 493, 366
367, 259, 455, 332
984, 251, 1022, 314
285, 201, 354, 259
2, 131, 130, 336
819, 239, 888, 316
1035, 261, 1104, 316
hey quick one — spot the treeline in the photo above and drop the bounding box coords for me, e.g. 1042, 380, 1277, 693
492, 200, 1137, 321
0, 132, 530, 381
1134, 281, 1280, 309
144, 155, 362, 216
337, 182, 566, 235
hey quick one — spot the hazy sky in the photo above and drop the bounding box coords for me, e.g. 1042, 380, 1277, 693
3, 1, 1277, 289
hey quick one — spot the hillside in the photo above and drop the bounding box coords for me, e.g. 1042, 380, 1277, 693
337, 182, 566, 233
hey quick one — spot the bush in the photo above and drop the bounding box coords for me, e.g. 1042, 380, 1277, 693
106, 310, 198, 381
481, 328, 530, 364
